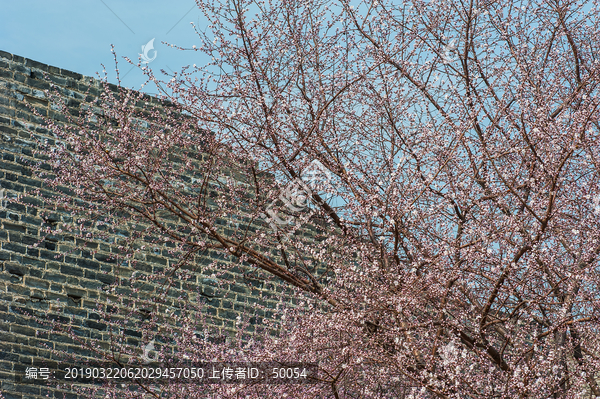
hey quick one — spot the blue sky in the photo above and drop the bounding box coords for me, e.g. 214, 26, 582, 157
0, 0, 211, 95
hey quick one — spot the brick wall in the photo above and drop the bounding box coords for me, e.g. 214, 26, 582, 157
0, 51, 311, 399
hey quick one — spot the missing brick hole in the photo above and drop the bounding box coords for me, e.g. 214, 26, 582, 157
24, 94, 48, 107
139, 308, 152, 320
7, 268, 24, 277
67, 294, 82, 302
30, 293, 45, 302
43, 237, 58, 250
43, 217, 60, 226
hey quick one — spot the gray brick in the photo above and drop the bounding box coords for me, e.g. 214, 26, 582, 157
0, 52, 295, 399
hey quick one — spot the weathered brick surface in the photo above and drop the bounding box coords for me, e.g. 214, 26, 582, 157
0, 52, 305, 398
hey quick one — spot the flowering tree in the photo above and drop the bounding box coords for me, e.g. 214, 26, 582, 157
39, 0, 600, 397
